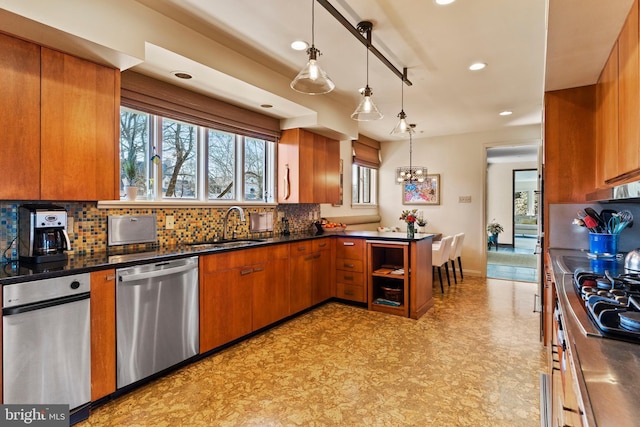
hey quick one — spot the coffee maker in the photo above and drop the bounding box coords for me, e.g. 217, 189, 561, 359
19, 204, 71, 264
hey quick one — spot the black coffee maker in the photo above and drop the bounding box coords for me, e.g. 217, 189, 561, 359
19, 204, 71, 264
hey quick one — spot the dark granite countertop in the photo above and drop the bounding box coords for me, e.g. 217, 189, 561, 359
0, 231, 435, 284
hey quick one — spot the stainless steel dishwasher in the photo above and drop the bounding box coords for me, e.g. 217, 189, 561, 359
116, 256, 199, 389
3, 273, 91, 412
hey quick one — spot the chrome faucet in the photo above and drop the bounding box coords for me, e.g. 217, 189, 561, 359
223, 206, 246, 240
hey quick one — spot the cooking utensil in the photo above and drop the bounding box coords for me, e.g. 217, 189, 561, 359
582, 214, 599, 232
618, 210, 633, 230
607, 214, 622, 234
600, 209, 618, 227
585, 207, 605, 232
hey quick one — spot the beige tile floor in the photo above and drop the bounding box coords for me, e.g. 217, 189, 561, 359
80, 276, 546, 426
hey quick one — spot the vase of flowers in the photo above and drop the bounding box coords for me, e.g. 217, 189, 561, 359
486, 219, 503, 250
400, 209, 418, 239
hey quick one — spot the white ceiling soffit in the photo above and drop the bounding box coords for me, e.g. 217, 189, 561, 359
545, 0, 634, 91
487, 145, 539, 164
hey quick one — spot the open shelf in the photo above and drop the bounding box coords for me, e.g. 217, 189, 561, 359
367, 243, 409, 317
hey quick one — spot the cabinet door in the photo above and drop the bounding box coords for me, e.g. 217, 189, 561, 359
253, 257, 290, 330
41, 48, 119, 201
0, 33, 41, 200
200, 267, 253, 352
90, 269, 116, 401
617, 1, 640, 178
596, 43, 619, 185
290, 253, 313, 314
312, 249, 332, 305
544, 87, 596, 203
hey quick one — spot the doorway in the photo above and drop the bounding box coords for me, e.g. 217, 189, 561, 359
486, 146, 540, 282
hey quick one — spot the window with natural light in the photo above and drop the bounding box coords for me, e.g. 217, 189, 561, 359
352, 164, 377, 206
120, 107, 275, 203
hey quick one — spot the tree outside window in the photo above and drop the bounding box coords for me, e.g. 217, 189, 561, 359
161, 118, 197, 198
119, 108, 149, 197
119, 107, 274, 203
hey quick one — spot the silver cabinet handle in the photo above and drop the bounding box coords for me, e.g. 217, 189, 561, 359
342, 242, 355, 246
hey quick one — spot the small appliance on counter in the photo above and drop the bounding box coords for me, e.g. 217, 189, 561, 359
18, 204, 71, 264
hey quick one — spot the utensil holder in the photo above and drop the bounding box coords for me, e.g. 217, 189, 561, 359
589, 233, 619, 258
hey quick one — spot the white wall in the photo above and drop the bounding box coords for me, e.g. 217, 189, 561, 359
487, 162, 538, 245
379, 124, 541, 277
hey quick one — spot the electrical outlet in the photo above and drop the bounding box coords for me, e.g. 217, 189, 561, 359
459, 196, 472, 203
166, 215, 175, 230
67, 217, 74, 233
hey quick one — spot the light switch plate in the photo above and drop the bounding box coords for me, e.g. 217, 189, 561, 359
459, 196, 472, 203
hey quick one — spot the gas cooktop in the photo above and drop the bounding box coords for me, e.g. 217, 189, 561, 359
573, 267, 640, 343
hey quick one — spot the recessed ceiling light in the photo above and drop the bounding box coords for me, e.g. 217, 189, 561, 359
435, 0, 456, 5
469, 62, 486, 71
171, 71, 193, 80
291, 40, 309, 51
499, 110, 513, 116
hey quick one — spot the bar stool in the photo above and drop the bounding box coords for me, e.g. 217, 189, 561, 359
449, 233, 465, 284
432, 235, 453, 293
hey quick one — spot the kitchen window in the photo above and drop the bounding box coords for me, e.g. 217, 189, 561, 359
120, 107, 275, 203
352, 164, 377, 206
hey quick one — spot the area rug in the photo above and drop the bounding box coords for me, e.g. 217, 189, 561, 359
487, 251, 537, 269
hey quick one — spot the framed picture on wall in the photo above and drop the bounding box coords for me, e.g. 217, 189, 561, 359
402, 174, 440, 205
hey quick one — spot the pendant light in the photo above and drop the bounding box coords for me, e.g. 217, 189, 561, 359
351, 21, 383, 121
396, 124, 427, 184
391, 68, 410, 135
291, 0, 335, 95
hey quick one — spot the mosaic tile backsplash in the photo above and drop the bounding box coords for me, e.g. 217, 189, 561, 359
0, 202, 320, 261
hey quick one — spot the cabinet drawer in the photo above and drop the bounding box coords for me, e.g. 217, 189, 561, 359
335, 270, 364, 285
290, 241, 313, 255
335, 238, 364, 259
313, 238, 331, 252
336, 258, 364, 273
336, 282, 365, 302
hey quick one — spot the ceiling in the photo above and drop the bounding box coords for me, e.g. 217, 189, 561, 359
129, 0, 632, 146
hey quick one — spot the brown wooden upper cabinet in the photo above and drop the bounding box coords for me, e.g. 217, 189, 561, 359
0, 33, 41, 200
278, 128, 340, 204
595, 0, 640, 186
0, 32, 120, 201
41, 48, 120, 201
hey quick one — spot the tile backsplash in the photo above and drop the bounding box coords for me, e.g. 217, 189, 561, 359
0, 201, 320, 260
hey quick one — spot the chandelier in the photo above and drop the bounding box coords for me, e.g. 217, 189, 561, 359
395, 124, 427, 184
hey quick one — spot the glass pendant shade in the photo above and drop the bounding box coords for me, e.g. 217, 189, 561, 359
291, 47, 335, 95
391, 110, 409, 134
351, 86, 383, 121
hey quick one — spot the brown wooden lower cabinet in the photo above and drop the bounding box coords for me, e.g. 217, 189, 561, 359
335, 237, 367, 302
252, 254, 290, 330
200, 244, 290, 353
90, 269, 116, 401
311, 239, 333, 305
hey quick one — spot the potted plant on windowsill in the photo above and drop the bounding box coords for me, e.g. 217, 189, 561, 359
123, 159, 138, 201
487, 219, 503, 251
